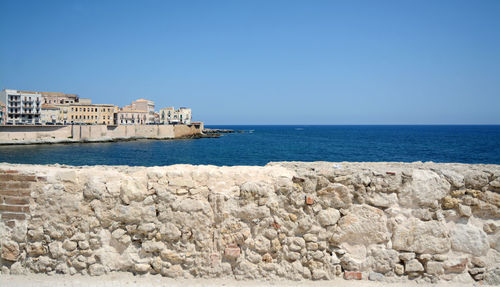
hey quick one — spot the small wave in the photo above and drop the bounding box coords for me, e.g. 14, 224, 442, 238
295, 128, 304, 131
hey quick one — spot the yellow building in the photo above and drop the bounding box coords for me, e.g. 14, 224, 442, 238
68, 104, 117, 125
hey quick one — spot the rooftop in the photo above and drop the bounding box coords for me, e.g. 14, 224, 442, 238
19, 90, 78, 97
41, 104, 60, 110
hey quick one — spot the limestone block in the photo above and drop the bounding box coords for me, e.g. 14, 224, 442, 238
464, 170, 489, 189
368, 272, 384, 281
450, 223, 489, 256
392, 218, 450, 254
134, 263, 151, 273
160, 250, 184, 264
1, 240, 19, 261
366, 192, 398, 208
142, 241, 165, 253
48, 241, 63, 259
312, 269, 328, 280
161, 265, 184, 278
62, 240, 77, 251
232, 203, 270, 220
172, 198, 210, 213
11, 222, 27, 242
484, 268, 500, 286
119, 179, 147, 204
440, 169, 465, 188
317, 183, 353, 209
113, 202, 156, 224
317, 208, 340, 227
254, 235, 271, 254
368, 246, 398, 273
425, 261, 444, 276
458, 204, 472, 217
400, 169, 451, 208
332, 204, 389, 245
27, 242, 47, 256
160, 223, 181, 241
405, 259, 424, 273
10, 262, 25, 275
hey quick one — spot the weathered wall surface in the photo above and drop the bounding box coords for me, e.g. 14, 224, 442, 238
0, 162, 499, 284
0, 124, 202, 144
0, 126, 72, 142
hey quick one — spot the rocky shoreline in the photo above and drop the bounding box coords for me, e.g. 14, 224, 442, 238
0, 161, 499, 285
203, 128, 245, 134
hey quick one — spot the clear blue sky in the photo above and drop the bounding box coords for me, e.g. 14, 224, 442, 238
1, 0, 499, 125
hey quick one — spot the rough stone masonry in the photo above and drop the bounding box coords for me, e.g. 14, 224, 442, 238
0, 161, 499, 285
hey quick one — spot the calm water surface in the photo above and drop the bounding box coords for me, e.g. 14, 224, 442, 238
0, 125, 499, 166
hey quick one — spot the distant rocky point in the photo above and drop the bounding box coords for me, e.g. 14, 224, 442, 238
203, 128, 245, 134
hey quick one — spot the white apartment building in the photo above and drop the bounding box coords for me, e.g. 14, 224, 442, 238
0, 89, 42, 125
0, 101, 5, 125
159, 107, 192, 124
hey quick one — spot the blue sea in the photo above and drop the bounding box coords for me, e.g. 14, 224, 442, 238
0, 125, 499, 166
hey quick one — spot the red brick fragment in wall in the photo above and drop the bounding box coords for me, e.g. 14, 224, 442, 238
224, 245, 241, 259
446, 258, 468, 273
0, 190, 31, 197
2, 196, 29, 205
305, 196, 314, 205
0, 174, 37, 182
210, 253, 221, 267
344, 271, 362, 280
0, 182, 31, 189
0, 169, 18, 174
386, 171, 396, 175
1, 213, 26, 220
0, 205, 29, 213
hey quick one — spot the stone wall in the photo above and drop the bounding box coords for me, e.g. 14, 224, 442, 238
0, 124, 203, 144
0, 162, 499, 284
0, 126, 73, 143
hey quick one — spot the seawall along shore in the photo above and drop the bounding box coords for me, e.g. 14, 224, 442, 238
0, 123, 204, 145
0, 162, 499, 284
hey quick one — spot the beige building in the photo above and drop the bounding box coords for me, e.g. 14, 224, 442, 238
117, 109, 147, 125
37, 91, 79, 105
159, 107, 192, 124
41, 104, 60, 124
122, 99, 155, 123
68, 104, 117, 125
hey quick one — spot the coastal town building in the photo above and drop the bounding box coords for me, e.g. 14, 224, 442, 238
41, 104, 60, 124
1, 89, 193, 127
0, 101, 5, 125
159, 107, 192, 124
68, 104, 117, 125
38, 91, 80, 105
122, 99, 155, 123
0, 89, 42, 125
117, 109, 147, 125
